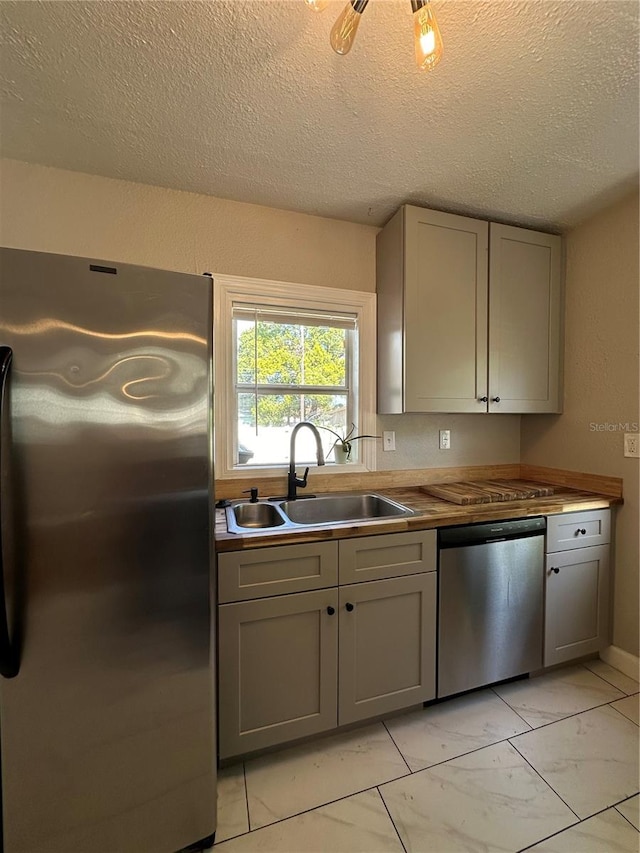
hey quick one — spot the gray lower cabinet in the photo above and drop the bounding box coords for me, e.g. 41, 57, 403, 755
218, 541, 338, 603
338, 573, 436, 725
339, 530, 436, 584
217, 530, 437, 758
218, 588, 338, 759
544, 545, 610, 667
544, 509, 611, 667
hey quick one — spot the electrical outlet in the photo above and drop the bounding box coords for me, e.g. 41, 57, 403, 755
383, 430, 396, 451
624, 433, 639, 458
439, 429, 451, 450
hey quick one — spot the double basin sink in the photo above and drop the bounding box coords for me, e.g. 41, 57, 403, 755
226, 492, 416, 534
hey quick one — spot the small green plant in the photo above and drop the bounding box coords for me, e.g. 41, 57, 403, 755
318, 423, 380, 462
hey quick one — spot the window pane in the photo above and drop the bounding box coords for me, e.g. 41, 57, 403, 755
237, 392, 349, 466
302, 326, 346, 387
235, 318, 255, 384
236, 319, 346, 388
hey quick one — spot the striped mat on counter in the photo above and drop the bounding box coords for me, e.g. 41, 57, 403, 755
420, 479, 555, 505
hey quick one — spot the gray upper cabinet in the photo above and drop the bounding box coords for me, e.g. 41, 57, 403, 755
376, 205, 563, 414
488, 224, 563, 413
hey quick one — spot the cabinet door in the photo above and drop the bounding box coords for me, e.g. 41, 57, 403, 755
544, 545, 610, 667
489, 224, 562, 413
338, 573, 436, 726
218, 589, 338, 758
404, 206, 489, 413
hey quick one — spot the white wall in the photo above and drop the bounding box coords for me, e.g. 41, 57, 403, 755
0, 158, 522, 471
0, 158, 375, 291
521, 191, 640, 657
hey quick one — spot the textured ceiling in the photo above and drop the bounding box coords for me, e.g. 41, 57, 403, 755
1, 0, 638, 230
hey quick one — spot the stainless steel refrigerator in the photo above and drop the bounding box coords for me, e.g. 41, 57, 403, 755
0, 248, 216, 853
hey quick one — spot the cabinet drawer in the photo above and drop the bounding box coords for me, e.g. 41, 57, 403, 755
546, 509, 610, 552
218, 542, 338, 603
338, 530, 436, 584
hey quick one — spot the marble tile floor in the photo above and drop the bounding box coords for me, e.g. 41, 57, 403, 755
214, 660, 639, 852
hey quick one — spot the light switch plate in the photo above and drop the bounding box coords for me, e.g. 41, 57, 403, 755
624, 433, 639, 458
383, 430, 396, 451
439, 429, 451, 450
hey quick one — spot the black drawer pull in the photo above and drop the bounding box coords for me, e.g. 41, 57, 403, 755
345, 602, 354, 612
550, 567, 560, 574
577, 528, 587, 535
326, 606, 335, 616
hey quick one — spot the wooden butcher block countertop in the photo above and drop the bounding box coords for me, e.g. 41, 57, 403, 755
214, 480, 621, 553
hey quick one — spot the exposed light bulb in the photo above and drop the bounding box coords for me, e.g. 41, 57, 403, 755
304, 0, 329, 12
330, 0, 369, 56
412, 0, 443, 72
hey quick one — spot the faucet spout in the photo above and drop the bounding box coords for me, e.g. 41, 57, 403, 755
287, 422, 325, 500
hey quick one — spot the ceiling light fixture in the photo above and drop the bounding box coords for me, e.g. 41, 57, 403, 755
305, 0, 443, 71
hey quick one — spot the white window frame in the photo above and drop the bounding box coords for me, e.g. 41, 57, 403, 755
213, 274, 377, 480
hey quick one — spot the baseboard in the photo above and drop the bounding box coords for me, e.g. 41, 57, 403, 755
600, 645, 640, 681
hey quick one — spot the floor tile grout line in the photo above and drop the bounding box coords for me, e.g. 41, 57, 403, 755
490, 685, 534, 730
586, 668, 639, 695
242, 761, 251, 834
615, 806, 640, 833
492, 692, 632, 733
517, 798, 640, 853
388, 730, 537, 774
607, 701, 640, 727
376, 785, 409, 853
516, 787, 640, 852
581, 661, 640, 695
381, 718, 414, 775
508, 737, 582, 822
230, 781, 408, 838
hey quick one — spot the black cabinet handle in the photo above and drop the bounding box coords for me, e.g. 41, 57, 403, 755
326, 606, 335, 616
550, 567, 560, 574
479, 396, 488, 403
345, 602, 354, 612
492, 396, 501, 403
578, 528, 587, 535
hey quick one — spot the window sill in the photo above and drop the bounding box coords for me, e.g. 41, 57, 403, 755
224, 462, 372, 479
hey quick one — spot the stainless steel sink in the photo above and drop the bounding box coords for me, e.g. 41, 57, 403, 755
280, 493, 414, 526
225, 492, 414, 534
229, 502, 286, 531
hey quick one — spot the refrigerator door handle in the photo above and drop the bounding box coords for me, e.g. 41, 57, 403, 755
0, 345, 19, 678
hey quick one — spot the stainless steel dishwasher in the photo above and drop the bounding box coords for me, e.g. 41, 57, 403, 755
438, 517, 546, 698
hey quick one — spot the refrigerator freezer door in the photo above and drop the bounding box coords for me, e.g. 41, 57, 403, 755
0, 249, 215, 853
